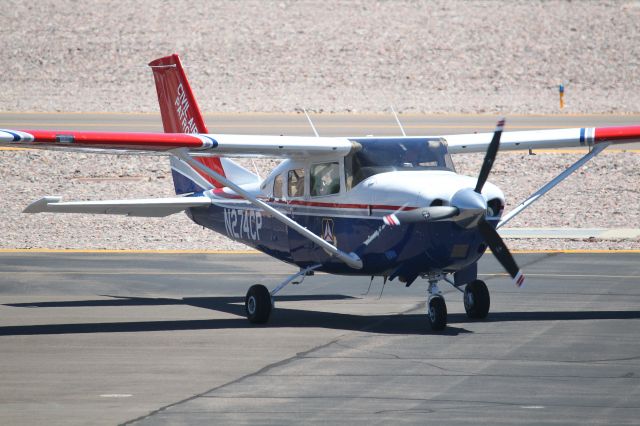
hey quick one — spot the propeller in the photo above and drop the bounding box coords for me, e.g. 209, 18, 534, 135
475, 118, 504, 194
474, 118, 525, 287
478, 218, 525, 287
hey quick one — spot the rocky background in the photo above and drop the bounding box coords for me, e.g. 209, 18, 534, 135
1, 0, 639, 114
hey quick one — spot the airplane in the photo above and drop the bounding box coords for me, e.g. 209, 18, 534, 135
1, 53, 639, 331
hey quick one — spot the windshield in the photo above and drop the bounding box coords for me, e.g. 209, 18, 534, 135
345, 138, 455, 189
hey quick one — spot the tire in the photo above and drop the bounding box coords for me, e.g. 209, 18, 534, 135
464, 279, 490, 319
245, 284, 272, 324
427, 296, 447, 331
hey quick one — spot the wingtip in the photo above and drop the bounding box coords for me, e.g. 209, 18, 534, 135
23, 196, 61, 214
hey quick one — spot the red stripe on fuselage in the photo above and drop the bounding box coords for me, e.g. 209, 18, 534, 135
213, 196, 417, 212
269, 199, 416, 211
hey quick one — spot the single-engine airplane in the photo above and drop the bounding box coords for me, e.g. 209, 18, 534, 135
2, 54, 639, 331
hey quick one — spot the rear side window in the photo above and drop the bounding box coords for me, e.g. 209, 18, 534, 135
287, 168, 305, 197
273, 174, 283, 198
310, 162, 340, 197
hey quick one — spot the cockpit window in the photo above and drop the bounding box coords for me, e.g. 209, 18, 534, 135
345, 138, 455, 189
310, 162, 340, 197
287, 168, 305, 198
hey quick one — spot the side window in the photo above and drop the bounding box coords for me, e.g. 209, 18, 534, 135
273, 174, 283, 199
310, 162, 340, 197
287, 168, 305, 198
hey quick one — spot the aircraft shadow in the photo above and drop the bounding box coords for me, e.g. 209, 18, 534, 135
3, 295, 467, 336
3, 295, 638, 337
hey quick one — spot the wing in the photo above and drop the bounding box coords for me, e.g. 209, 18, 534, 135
444, 125, 640, 153
0, 129, 355, 158
23, 196, 211, 217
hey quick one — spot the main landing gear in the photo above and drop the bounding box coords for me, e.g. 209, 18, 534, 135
426, 275, 491, 331
244, 264, 321, 324
245, 284, 272, 324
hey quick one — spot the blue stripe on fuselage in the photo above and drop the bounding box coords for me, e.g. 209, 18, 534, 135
188, 203, 488, 278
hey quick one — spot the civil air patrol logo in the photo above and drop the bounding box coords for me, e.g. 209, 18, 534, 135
322, 218, 337, 245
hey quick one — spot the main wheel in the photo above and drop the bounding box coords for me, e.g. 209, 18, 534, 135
464, 279, 490, 319
245, 284, 272, 324
427, 296, 447, 331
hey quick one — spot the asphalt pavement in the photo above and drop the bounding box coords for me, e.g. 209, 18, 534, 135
0, 251, 638, 425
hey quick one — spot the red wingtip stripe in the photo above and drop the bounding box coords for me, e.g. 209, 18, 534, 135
594, 126, 640, 143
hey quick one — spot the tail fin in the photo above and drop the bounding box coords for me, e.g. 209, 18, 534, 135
149, 54, 225, 192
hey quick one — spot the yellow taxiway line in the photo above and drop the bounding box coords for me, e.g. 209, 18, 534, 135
1, 248, 639, 254
0, 248, 259, 254
480, 272, 640, 279
2, 111, 640, 118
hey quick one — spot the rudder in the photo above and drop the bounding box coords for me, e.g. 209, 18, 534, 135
149, 54, 225, 192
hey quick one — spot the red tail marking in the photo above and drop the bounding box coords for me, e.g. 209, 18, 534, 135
149, 54, 225, 187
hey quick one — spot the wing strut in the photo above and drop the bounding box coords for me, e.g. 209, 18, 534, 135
172, 149, 363, 270
497, 143, 610, 229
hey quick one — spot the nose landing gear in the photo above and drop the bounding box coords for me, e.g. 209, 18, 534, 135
426, 277, 447, 331
426, 275, 492, 331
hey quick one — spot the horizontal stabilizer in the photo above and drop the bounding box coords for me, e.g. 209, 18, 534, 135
23, 196, 211, 217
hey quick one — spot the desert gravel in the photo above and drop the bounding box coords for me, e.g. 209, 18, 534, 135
1, 0, 639, 114
0, 0, 639, 251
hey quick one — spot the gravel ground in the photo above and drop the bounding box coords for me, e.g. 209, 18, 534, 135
1, 0, 639, 114
0, 0, 638, 251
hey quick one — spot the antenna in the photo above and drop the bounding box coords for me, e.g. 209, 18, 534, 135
303, 108, 320, 137
362, 276, 375, 296
390, 106, 407, 137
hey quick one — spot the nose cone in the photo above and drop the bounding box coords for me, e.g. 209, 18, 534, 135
450, 188, 487, 228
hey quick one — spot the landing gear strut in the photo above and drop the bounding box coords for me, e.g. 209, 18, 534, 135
244, 264, 321, 325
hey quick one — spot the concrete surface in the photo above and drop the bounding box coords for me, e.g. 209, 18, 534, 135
0, 252, 639, 425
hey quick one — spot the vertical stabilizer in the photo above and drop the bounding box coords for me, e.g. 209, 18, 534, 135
148, 54, 225, 192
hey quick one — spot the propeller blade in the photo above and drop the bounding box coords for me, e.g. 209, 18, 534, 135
474, 118, 505, 194
478, 219, 525, 287
383, 206, 459, 227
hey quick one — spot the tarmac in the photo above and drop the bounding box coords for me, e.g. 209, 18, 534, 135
1, 251, 639, 425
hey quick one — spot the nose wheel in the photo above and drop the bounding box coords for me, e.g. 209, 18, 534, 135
427, 296, 447, 331
426, 279, 447, 331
